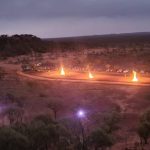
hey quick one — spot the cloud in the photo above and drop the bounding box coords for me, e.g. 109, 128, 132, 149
0, 0, 150, 19
0, 0, 150, 37
0, 17, 150, 38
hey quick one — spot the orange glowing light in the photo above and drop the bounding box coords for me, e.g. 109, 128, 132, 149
89, 72, 94, 79
132, 71, 138, 82
60, 67, 65, 76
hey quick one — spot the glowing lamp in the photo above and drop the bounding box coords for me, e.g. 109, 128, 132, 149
77, 110, 85, 118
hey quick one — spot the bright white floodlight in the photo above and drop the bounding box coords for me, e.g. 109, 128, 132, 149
77, 110, 85, 118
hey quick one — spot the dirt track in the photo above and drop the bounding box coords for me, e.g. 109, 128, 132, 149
18, 71, 150, 87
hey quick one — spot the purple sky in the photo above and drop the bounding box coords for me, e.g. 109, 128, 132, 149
0, 0, 150, 38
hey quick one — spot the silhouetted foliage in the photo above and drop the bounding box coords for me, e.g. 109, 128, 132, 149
0, 34, 48, 57
87, 128, 114, 150
0, 112, 119, 150
6, 107, 24, 125
137, 109, 150, 145
102, 111, 121, 134
1, 33, 150, 58
0, 127, 29, 150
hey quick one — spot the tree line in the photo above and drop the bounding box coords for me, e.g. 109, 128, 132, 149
1, 33, 150, 58
1, 101, 150, 150
0, 34, 48, 57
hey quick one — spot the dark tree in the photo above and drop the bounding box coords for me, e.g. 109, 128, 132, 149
0, 127, 29, 150
6, 107, 24, 125
137, 109, 150, 145
88, 128, 114, 150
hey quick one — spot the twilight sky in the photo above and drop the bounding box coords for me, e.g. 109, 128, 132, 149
0, 0, 150, 38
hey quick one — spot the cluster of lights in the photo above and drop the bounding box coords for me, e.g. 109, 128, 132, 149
52, 67, 139, 82
60, 67, 94, 79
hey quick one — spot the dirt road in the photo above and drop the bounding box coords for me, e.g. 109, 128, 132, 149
18, 71, 150, 87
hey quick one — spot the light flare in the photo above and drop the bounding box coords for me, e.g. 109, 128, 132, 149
60, 67, 65, 76
132, 71, 138, 82
77, 110, 85, 118
89, 72, 94, 79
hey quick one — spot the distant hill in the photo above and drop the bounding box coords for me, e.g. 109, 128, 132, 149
0, 32, 150, 58
45, 32, 150, 51
45, 32, 150, 71
45, 32, 150, 41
